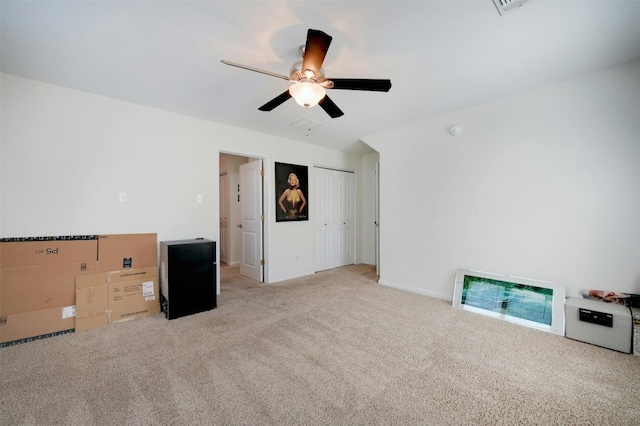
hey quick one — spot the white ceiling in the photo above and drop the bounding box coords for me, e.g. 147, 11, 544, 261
2, 1, 639, 155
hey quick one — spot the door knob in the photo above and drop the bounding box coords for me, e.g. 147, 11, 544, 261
237, 224, 243, 228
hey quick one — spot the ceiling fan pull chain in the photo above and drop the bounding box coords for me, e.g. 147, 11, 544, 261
304, 108, 311, 136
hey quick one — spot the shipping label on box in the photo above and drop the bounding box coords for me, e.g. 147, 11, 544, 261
0, 238, 98, 268
109, 277, 160, 323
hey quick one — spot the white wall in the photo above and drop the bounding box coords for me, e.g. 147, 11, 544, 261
0, 73, 363, 283
363, 61, 640, 300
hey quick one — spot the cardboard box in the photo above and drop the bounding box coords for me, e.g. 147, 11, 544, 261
0, 234, 158, 341
0, 261, 98, 316
0, 238, 98, 268
75, 266, 160, 332
75, 272, 109, 332
94, 256, 158, 273
0, 305, 76, 344
97, 234, 157, 266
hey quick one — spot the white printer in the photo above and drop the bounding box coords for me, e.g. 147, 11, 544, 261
565, 297, 632, 353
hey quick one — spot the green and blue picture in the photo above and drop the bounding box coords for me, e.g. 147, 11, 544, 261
462, 275, 553, 326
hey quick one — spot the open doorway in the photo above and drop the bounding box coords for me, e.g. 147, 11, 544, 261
219, 152, 267, 285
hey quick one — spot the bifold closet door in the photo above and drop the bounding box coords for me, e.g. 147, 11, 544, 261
314, 167, 355, 272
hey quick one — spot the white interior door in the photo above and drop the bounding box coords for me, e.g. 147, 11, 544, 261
219, 173, 229, 264
239, 160, 263, 281
314, 169, 333, 272
374, 162, 380, 276
335, 170, 355, 267
314, 167, 355, 272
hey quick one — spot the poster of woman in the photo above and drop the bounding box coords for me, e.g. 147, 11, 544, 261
275, 162, 308, 222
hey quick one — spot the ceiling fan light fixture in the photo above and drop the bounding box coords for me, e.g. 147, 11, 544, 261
289, 82, 326, 108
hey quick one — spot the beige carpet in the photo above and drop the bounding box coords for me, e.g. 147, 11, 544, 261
1, 264, 639, 425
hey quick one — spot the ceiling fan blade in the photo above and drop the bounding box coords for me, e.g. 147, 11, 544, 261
221, 60, 290, 81
329, 78, 392, 92
258, 91, 292, 111
318, 95, 344, 118
301, 29, 332, 78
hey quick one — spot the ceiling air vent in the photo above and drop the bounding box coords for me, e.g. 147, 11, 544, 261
290, 119, 322, 130
290, 118, 322, 136
493, 0, 530, 15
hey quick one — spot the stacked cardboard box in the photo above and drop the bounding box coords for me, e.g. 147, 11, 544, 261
0, 233, 157, 345
97, 234, 158, 271
76, 266, 159, 332
0, 237, 98, 345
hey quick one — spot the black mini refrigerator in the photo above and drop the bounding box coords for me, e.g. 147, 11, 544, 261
160, 239, 216, 320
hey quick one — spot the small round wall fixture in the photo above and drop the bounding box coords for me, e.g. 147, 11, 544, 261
449, 125, 462, 136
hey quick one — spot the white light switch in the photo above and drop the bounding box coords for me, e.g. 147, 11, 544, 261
119, 192, 127, 202
196, 194, 203, 203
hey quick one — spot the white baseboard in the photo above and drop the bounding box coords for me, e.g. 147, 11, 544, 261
267, 270, 316, 284
378, 279, 453, 302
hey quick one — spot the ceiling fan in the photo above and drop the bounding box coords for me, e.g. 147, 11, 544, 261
221, 29, 392, 118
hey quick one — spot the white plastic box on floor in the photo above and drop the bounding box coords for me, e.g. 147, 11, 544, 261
565, 297, 632, 353
632, 307, 640, 356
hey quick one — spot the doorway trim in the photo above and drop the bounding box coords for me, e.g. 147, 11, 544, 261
219, 149, 272, 283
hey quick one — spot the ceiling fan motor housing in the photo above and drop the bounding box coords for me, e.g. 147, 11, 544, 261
290, 61, 325, 83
